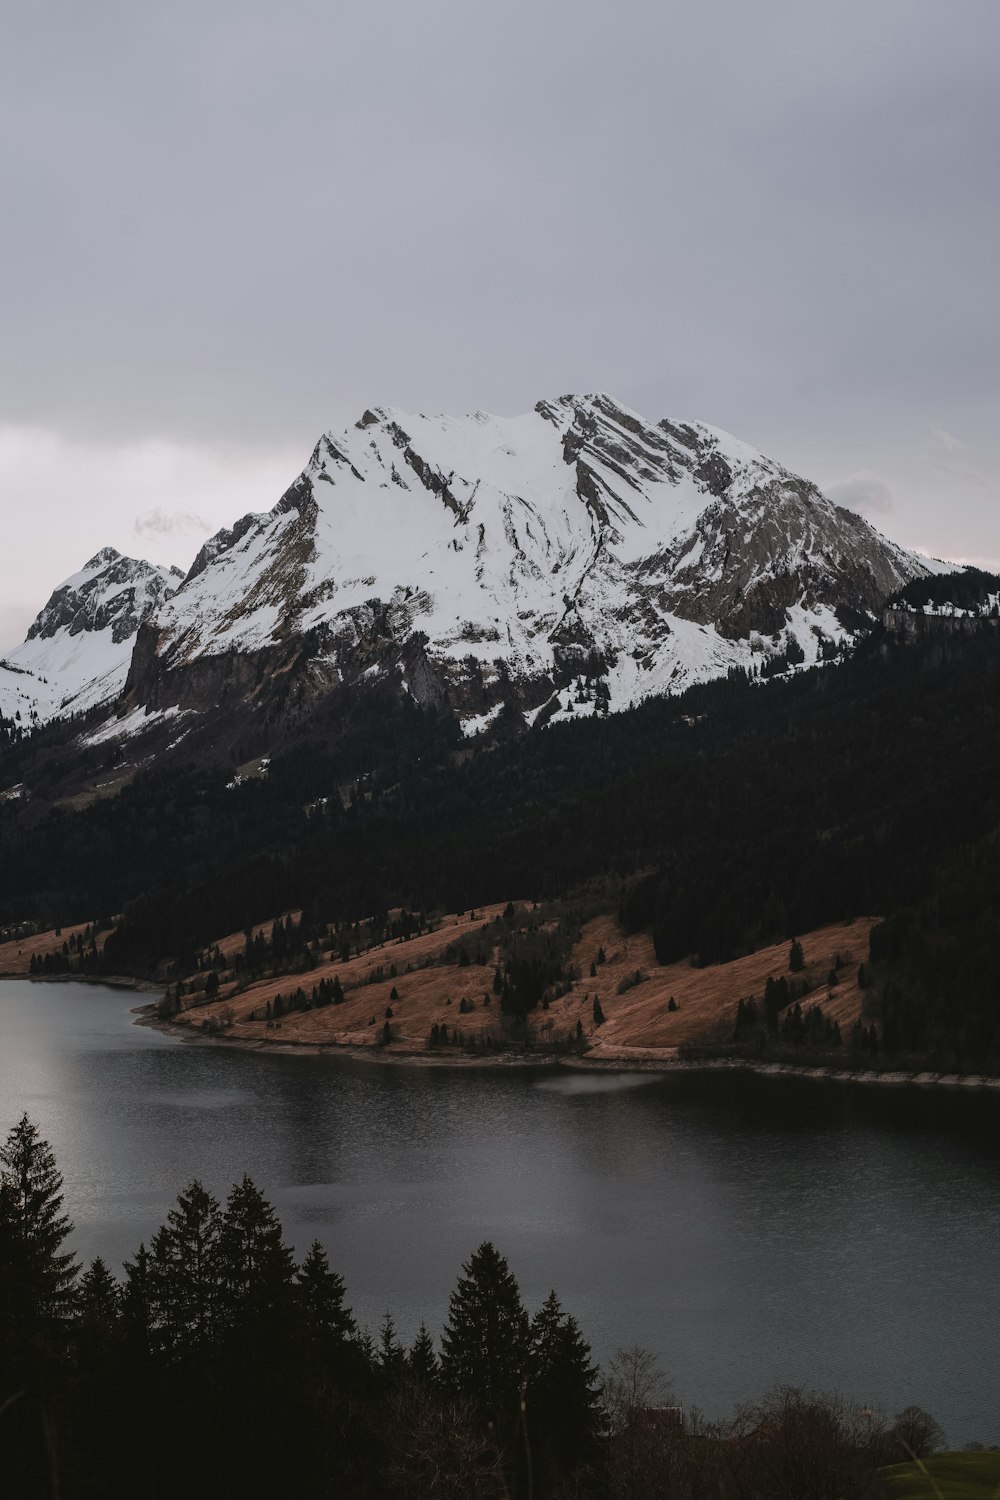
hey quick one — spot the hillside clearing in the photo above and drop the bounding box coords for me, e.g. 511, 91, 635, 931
165, 909, 877, 1060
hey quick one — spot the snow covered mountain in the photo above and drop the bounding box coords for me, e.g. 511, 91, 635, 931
116, 393, 936, 741
3, 394, 941, 746
0, 548, 182, 726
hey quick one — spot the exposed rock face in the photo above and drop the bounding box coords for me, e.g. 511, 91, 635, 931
116, 393, 936, 737
883, 608, 1000, 638
0, 549, 181, 724
27, 548, 183, 646
3, 394, 945, 746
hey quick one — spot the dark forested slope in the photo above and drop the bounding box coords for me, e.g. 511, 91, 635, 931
0, 615, 997, 991
870, 833, 1000, 1068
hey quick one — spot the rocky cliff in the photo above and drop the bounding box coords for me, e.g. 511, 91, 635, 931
0, 549, 182, 725
2, 394, 945, 750
113, 393, 937, 741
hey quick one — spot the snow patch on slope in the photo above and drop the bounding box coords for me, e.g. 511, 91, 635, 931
4, 395, 947, 744
0, 549, 181, 725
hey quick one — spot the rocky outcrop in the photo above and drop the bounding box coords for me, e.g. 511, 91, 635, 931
0, 549, 182, 725
883, 607, 1000, 638
6, 394, 947, 744
27, 548, 182, 646
102, 393, 941, 740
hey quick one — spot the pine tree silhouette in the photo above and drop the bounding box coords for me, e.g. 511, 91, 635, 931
407, 1321, 439, 1387
439, 1241, 529, 1440
527, 1290, 604, 1477
0, 1112, 78, 1352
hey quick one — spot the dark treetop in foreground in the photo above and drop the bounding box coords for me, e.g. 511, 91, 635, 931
0, 1115, 957, 1499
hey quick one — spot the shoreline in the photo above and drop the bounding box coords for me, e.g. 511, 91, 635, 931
134, 1004, 557, 1069
134, 1003, 1000, 1091
5, 977, 996, 1092
0, 970, 164, 993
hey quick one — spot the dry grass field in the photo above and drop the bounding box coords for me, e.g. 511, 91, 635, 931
1, 896, 877, 1064
574, 913, 876, 1059
165, 906, 877, 1061
0, 921, 98, 975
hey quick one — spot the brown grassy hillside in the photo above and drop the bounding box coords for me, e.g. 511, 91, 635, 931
0, 921, 98, 975
165, 909, 877, 1061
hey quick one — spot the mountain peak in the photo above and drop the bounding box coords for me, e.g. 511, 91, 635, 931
82, 545, 124, 571
106, 394, 939, 743
0, 546, 181, 725
2, 396, 946, 744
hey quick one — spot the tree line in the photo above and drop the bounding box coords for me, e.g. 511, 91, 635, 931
867, 831, 1000, 1071
1, 1115, 957, 1499
2, 624, 992, 971
1, 591, 998, 1068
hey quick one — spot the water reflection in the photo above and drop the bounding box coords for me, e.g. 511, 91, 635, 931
534, 1072, 658, 1095
1, 979, 999, 1445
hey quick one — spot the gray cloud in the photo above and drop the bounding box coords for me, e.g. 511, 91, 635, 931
929, 425, 964, 455
135, 508, 211, 541
0, 0, 997, 570
824, 472, 896, 518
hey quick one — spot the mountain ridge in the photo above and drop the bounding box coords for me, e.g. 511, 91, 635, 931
2, 393, 943, 749
0, 548, 181, 727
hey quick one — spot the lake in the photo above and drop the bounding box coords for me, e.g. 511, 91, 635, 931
2, 978, 999, 1445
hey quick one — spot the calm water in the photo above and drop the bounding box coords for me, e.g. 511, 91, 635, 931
2, 979, 999, 1444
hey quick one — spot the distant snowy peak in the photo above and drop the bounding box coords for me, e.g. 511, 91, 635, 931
27, 547, 183, 645
117, 393, 938, 737
0, 548, 181, 725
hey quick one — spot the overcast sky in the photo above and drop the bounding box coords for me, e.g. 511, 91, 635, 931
2, 0, 997, 649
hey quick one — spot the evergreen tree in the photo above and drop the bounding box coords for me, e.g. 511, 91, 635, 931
296, 1240, 357, 1350
210, 1179, 301, 1496
378, 1310, 406, 1378
0, 1113, 78, 1360
764, 975, 788, 1029
439, 1241, 530, 1441
73, 1258, 124, 1496
74, 1255, 122, 1395
218, 1175, 296, 1339
77, 1255, 120, 1333
407, 1321, 439, 1387
735, 996, 761, 1040
120, 1241, 154, 1364
148, 1178, 223, 1355
781, 1000, 805, 1043
789, 938, 805, 973
593, 996, 606, 1025
292, 1242, 370, 1488
0, 1116, 78, 1498
527, 1291, 604, 1478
